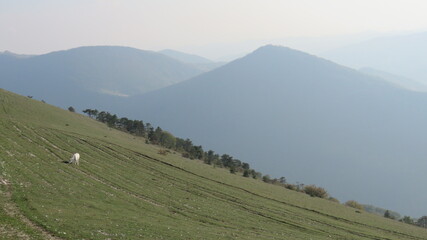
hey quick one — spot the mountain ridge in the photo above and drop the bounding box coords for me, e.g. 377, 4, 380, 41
322, 31, 427, 88
0, 45, 204, 111
159, 49, 214, 64
124, 45, 427, 216
159, 49, 225, 71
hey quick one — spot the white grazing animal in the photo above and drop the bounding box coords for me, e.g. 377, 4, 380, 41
69, 153, 80, 165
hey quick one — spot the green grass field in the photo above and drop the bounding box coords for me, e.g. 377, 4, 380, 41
1, 88, 426, 239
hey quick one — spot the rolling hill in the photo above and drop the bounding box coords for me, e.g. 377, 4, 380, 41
0, 46, 203, 111
1, 89, 427, 239
124, 45, 427, 216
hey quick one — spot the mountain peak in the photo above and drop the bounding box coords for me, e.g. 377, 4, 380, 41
252, 44, 313, 56
225, 44, 330, 74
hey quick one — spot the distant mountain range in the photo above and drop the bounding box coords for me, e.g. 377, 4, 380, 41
159, 49, 225, 71
322, 32, 427, 88
124, 45, 427, 216
0, 46, 205, 110
159, 49, 214, 64
359, 67, 427, 92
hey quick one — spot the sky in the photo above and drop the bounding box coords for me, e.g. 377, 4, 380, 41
1, 0, 427, 59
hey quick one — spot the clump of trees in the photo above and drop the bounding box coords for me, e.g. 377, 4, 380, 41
363, 204, 401, 219
384, 210, 395, 220
416, 216, 427, 228
361, 204, 427, 229
82, 108, 336, 200
347, 201, 427, 229
82, 109, 255, 175
397, 215, 427, 229
304, 185, 329, 198
393, 215, 427, 229
400, 216, 414, 225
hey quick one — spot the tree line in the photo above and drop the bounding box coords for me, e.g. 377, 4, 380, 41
82, 109, 261, 177
80, 108, 334, 196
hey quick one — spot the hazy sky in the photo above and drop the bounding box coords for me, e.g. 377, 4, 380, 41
1, 0, 427, 59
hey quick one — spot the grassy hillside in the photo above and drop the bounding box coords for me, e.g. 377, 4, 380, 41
1, 89, 426, 240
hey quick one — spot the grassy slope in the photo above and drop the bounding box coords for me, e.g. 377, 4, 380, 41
0, 88, 426, 240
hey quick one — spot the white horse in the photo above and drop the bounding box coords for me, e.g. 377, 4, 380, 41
69, 153, 80, 165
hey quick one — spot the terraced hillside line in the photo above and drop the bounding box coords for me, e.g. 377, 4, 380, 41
48, 129, 424, 239
95, 142, 337, 236
29, 127, 165, 208
18, 125, 71, 160
135, 156, 392, 240
33, 129, 169, 207
57, 130, 414, 239
61, 133, 393, 239
2, 123, 422, 239
1, 184, 63, 240
58, 133, 332, 236
110, 143, 423, 240
67, 159, 164, 208
158, 158, 420, 240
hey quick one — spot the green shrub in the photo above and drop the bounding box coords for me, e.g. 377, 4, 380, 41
284, 184, 297, 191
384, 210, 395, 219
262, 175, 271, 183
303, 185, 329, 198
